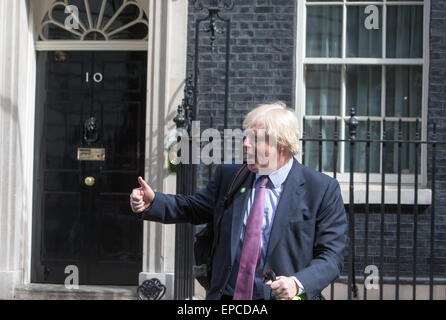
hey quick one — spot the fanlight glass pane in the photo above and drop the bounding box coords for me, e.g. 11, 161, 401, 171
109, 20, 148, 40
43, 21, 80, 40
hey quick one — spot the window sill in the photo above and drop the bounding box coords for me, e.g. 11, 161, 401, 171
339, 183, 432, 205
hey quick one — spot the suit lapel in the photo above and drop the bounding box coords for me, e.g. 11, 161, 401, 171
265, 159, 306, 263
230, 171, 255, 265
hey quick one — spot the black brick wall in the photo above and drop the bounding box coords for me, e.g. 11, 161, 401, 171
425, 0, 446, 279
187, 0, 296, 128
342, 205, 442, 281
186, 0, 296, 189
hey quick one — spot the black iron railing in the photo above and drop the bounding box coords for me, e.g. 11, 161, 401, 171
173, 76, 195, 300
302, 109, 444, 300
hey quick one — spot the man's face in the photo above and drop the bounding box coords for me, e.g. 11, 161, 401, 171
243, 125, 279, 174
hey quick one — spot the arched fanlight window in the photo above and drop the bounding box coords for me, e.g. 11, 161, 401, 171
39, 0, 148, 41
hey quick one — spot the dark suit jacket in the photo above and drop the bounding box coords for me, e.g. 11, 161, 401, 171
139, 158, 348, 300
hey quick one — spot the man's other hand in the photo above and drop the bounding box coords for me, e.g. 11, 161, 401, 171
265, 276, 298, 300
130, 176, 155, 213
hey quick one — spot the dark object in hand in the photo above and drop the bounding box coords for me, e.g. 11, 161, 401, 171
263, 269, 277, 283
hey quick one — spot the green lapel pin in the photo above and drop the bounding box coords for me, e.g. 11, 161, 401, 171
240, 187, 246, 194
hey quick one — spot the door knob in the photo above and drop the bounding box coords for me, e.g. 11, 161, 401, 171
84, 176, 95, 187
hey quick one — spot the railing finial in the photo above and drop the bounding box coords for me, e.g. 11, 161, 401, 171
345, 107, 359, 141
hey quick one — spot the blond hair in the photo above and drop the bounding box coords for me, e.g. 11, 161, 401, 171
242, 101, 300, 155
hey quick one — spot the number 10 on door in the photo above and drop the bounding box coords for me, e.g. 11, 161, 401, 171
85, 72, 103, 83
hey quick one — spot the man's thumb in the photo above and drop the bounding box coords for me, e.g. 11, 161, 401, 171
138, 176, 149, 190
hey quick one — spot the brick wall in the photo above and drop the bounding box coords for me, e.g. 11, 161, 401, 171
186, 0, 297, 189
425, 0, 446, 278
343, 206, 439, 282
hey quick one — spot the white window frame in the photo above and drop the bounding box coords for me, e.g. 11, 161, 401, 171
296, 0, 431, 188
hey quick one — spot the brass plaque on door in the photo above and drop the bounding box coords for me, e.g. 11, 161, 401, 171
77, 148, 105, 161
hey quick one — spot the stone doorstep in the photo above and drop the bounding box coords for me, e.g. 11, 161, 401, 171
13, 284, 138, 300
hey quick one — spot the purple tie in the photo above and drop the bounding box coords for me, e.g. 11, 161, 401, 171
233, 175, 269, 300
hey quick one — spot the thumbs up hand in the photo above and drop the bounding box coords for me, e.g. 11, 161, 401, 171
130, 176, 155, 213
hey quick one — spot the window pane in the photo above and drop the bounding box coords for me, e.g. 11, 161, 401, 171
347, 5, 382, 58
43, 22, 80, 40
386, 66, 422, 117
302, 119, 341, 173
306, 6, 342, 57
383, 121, 421, 174
386, 6, 423, 58
306, 65, 341, 116
344, 121, 381, 173
346, 65, 381, 117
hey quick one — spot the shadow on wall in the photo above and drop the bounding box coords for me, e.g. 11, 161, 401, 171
145, 76, 187, 184
0, 93, 29, 203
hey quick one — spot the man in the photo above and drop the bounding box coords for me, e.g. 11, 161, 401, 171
130, 102, 348, 300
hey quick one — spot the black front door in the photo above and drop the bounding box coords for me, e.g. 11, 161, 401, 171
32, 51, 147, 285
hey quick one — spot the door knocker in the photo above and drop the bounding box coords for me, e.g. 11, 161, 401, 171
84, 117, 99, 144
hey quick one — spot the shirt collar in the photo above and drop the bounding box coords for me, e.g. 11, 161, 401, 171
255, 157, 294, 189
